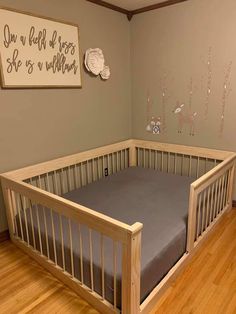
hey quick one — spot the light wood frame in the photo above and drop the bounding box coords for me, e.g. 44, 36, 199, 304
1, 139, 235, 314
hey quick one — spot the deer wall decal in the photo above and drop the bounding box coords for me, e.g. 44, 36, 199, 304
173, 102, 197, 136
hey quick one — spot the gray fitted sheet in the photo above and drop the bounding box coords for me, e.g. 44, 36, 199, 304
17, 167, 194, 307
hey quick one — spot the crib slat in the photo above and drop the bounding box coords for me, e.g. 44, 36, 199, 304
116, 152, 119, 172
161, 152, 164, 171
149, 149, 151, 168
16, 193, 24, 241
43, 207, 50, 259
21, 196, 30, 246
68, 219, 74, 278
121, 150, 124, 170
35, 204, 43, 254
29, 200, 36, 249
81, 163, 85, 186
137, 148, 140, 166
167, 152, 170, 173
189, 156, 192, 177
59, 214, 65, 271
112, 154, 115, 174
78, 224, 84, 284
201, 190, 206, 234
181, 154, 184, 176
174, 153, 177, 174
205, 187, 211, 229
216, 178, 222, 216
204, 158, 207, 174
213, 179, 219, 220
89, 229, 94, 292
100, 234, 105, 300
86, 160, 89, 184
210, 183, 215, 223
154, 151, 157, 170
220, 175, 225, 212
46, 173, 51, 192
143, 149, 146, 168
10, 191, 18, 237
50, 209, 57, 265
196, 157, 200, 178
108, 154, 111, 173
224, 172, 228, 208
53, 171, 59, 195
197, 193, 202, 238
113, 241, 117, 310
92, 159, 95, 182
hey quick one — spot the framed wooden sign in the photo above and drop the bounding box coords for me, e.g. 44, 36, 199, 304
0, 7, 82, 88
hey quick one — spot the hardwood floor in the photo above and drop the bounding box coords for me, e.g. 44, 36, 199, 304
0, 209, 236, 313
0, 241, 99, 314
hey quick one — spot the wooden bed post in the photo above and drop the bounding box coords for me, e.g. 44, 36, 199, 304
186, 185, 198, 252
122, 222, 143, 314
228, 164, 235, 208
129, 145, 137, 167
1, 181, 14, 239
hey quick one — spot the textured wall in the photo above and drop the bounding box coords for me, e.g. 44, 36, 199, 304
0, 0, 131, 231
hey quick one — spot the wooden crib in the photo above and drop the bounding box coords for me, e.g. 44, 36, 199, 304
1, 139, 235, 314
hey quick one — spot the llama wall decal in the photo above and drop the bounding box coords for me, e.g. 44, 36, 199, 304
173, 102, 197, 136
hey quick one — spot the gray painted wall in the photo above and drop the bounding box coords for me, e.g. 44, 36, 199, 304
0, 0, 131, 231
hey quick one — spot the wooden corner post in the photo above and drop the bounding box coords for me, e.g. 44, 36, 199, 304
1, 178, 15, 238
122, 223, 143, 314
129, 144, 137, 167
187, 185, 198, 252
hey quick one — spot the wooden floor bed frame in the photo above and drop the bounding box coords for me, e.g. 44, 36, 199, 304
1, 139, 235, 314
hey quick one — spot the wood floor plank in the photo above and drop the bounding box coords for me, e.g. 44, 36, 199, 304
0, 241, 100, 314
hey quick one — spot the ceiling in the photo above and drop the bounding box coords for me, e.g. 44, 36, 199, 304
103, 0, 167, 11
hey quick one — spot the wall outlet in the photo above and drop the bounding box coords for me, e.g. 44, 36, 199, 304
104, 167, 108, 176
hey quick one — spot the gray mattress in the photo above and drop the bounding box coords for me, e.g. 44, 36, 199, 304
17, 167, 194, 307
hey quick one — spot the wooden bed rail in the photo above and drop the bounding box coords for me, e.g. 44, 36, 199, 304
187, 154, 236, 252
132, 139, 234, 160
1, 174, 143, 314
4, 139, 133, 181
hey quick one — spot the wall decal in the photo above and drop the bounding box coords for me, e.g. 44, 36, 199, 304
204, 47, 213, 120
146, 91, 152, 128
173, 102, 197, 136
0, 8, 82, 88
160, 76, 167, 133
84, 48, 110, 80
146, 116, 162, 134
219, 61, 233, 137
188, 77, 195, 110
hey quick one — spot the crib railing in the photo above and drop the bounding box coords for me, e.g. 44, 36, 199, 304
1, 139, 143, 314
187, 155, 235, 251
134, 141, 224, 178
1, 176, 142, 314
24, 146, 130, 195
132, 139, 235, 254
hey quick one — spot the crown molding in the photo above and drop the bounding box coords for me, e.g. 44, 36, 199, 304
86, 0, 189, 21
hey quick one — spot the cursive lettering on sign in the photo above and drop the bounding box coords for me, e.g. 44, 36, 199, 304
20, 35, 26, 46
45, 53, 78, 74
29, 26, 47, 51
3, 24, 17, 48
49, 30, 57, 49
58, 36, 76, 55
25, 59, 34, 74
37, 62, 43, 71
6, 49, 22, 73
